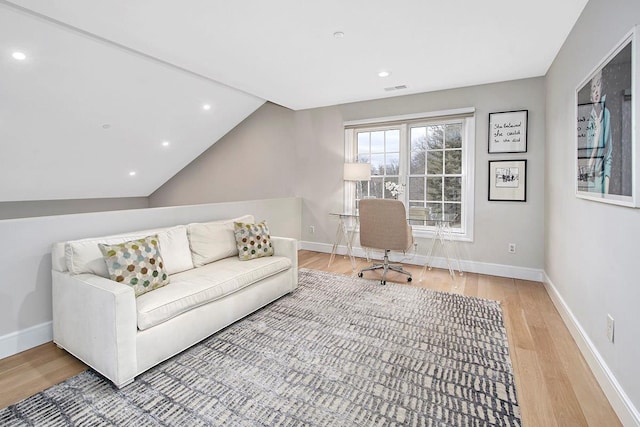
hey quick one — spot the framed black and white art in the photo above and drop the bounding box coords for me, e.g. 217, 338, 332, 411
488, 110, 528, 153
488, 159, 527, 202
576, 25, 640, 207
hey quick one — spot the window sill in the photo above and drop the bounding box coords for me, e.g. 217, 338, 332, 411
348, 226, 473, 243
411, 228, 473, 242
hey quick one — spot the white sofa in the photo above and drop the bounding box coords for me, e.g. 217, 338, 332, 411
51, 214, 298, 388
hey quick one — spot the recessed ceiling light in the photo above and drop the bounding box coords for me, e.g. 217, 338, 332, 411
333, 31, 345, 38
202, 104, 211, 111
162, 141, 170, 147
378, 71, 391, 78
129, 171, 136, 176
12, 51, 26, 61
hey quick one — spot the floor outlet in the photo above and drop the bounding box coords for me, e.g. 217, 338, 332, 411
606, 314, 615, 343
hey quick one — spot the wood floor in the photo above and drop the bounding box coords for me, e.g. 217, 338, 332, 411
0, 250, 621, 426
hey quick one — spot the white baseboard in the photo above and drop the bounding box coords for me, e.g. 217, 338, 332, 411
300, 241, 544, 282
543, 273, 640, 427
0, 321, 52, 360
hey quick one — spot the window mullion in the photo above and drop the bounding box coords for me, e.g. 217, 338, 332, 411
440, 146, 445, 215
344, 129, 355, 213
399, 124, 408, 205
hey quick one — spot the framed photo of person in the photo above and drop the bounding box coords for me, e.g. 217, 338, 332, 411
488, 110, 528, 153
488, 160, 527, 202
576, 26, 640, 207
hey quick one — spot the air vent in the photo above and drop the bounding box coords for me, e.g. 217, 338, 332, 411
384, 85, 407, 92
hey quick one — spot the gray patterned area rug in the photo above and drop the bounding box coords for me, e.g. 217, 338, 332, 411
1, 269, 521, 426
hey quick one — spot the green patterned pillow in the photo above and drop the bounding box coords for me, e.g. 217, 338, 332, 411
233, 221, 274, 261
98, 235, 169, 297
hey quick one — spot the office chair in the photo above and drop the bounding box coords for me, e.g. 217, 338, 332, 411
357, 198, 413, 285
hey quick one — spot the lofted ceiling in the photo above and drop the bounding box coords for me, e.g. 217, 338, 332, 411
0, 0, 588, 202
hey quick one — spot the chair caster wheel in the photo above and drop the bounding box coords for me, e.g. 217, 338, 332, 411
357, 272, 363, 278
381, 281, 386, 286
407, 277, 412, 282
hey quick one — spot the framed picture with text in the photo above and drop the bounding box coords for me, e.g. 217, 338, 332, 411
488, 159, 527, 202
488, 110, 528, 153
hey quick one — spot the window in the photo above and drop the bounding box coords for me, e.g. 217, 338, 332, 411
344, 109, 475, 241
356, 127, 402, 200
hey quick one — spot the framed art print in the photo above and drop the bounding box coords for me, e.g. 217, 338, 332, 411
488, 110, 528, 153
576, 26, 640, 207
488, 160, 527, 202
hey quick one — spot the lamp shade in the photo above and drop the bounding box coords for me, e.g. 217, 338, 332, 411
343, 163, 371, 181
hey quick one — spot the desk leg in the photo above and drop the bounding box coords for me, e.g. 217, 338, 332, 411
328, 220, 344, 267
342, 219, 357, 272
444, 222, 463, 276
421, 222, 460, 280
435, 224, 455, 278
421, 227, 439, 280
328, 217, 357, 272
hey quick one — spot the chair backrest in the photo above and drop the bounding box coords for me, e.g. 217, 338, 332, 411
359, 199, 412, 251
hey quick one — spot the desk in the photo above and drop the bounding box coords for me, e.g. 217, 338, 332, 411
329, 210, 463, 279
421, 213, 463, 279
328, 212, 358, 270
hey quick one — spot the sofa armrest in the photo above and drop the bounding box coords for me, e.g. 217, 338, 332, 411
271, 236, 298, 290
52, 270, 137, 387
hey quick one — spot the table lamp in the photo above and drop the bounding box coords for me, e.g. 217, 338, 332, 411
344, 163, 371, 213
343, 163, 371, 182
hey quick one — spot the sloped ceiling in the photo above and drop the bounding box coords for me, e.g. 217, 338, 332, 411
0, 3, 264, 201
0, 0, 588, 202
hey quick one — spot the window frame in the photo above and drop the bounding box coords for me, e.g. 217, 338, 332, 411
344, 108, 475, 242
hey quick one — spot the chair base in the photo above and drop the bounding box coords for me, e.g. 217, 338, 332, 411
358, 250, 412, 285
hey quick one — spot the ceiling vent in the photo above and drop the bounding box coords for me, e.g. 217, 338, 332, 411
384, 85, 408, 92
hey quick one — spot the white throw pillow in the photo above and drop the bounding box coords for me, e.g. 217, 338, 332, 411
187, 215, 255, 267
156, 226, 195, 275
65, 225, 194, 277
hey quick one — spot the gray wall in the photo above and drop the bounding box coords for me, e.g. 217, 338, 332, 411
545, 0, 640, 413
0, 197, 149, 220
299, 79, 545, 270
149, 102, 297, 207
152, 78, 546, 271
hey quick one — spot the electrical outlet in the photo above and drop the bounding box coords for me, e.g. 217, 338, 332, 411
508, 243, 516, 254
607, 314, 615, 343
309, 225, 315, 234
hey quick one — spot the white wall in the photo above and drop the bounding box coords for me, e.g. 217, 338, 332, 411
545, 0, 640, 423
0, 197, 301, 359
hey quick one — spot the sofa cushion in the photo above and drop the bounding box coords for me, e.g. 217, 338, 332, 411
155, 226, 194, 275
234, 221, 274, 260
65, 225, 193, 277
187, 214, 254, 267
99, 235, 170, 297
135, 255, 291, 330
